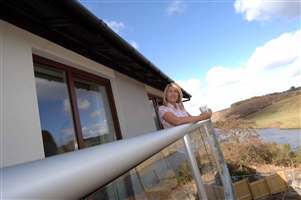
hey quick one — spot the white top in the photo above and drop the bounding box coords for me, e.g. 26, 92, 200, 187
158, 103, 189, 129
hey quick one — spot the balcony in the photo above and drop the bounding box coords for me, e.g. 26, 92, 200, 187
2, 120, 300, 199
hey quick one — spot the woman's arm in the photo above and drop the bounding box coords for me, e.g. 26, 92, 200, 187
186, 110, 192, 117
162, 111, 212, 126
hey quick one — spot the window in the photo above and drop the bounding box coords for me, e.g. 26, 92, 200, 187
74, 78, 116, 147
35, 64, 77, 156
33, 55, 121, 157
148, 94, 163, 130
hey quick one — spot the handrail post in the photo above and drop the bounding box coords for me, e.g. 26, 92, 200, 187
203, 120, 236, 200
183, 134, 208, 200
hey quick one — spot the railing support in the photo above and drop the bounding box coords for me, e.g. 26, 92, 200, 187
183, 134, 208, 200
203, 120, 236, 200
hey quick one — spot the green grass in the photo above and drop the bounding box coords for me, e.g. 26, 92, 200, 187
245, 94, 301, 129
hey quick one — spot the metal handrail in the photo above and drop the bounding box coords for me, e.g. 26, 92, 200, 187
2, 119, 237, 199
2, 120, 210, 199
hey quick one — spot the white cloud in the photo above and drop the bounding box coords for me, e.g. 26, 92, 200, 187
36, 78, 66, 101
166, 0, 186, 16
129, 40, 139, 49
177, 30, 301, 113
90, 110, 102, 118
78, 98, 90, 110
104, 20, 125, 33
246, 31, 301, 71
234, 0, 301, 21
176, 79, 205, 115
60, 127, 76, 145
82, 123, 109, 139
104, 20, 140, 50
63, 99, 71, 113
64, 98, 90, 112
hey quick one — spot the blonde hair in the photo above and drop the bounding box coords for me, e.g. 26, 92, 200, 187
163, 83, 185, 110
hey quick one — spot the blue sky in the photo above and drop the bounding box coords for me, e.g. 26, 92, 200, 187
79, 0, 300, 112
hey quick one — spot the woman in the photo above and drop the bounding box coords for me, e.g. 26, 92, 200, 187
158, 83, 212, 129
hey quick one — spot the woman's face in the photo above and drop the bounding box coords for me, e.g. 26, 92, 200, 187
166, 86, 179, 104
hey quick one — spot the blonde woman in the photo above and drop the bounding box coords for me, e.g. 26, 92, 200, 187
158, 83, 212, 129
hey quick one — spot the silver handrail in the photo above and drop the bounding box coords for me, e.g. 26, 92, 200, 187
1, 119, 236, 199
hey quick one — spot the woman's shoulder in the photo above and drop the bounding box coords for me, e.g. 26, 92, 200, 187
158, 105, 172, 112
158, 105, 167, 110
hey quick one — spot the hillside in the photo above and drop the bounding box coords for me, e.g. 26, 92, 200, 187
212, 87, 301, 129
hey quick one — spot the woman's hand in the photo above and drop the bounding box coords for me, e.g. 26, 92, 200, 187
207, 109, 213, 117
199, 109, 212, 120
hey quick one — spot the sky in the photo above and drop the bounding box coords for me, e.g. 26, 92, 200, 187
79, 0, 301, 114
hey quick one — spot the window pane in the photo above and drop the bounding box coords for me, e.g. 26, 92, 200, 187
34, 64, 78, 157
74, 79, 116, 147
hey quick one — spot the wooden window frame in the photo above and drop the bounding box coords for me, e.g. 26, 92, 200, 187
33, 55, 122, 150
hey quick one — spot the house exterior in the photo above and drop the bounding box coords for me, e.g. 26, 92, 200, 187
2, 2, 296, 200
0, 1, 191, 168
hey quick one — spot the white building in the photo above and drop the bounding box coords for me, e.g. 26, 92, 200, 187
1, 2, 238, 200
0, 1, 192, 168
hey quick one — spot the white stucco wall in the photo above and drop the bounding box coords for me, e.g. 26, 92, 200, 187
1, 21, 44, 167
114, 72, 157, 138
0, 19, 4, 168
0, 20, 159, 167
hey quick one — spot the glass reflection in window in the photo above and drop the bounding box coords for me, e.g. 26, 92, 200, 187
74, 79, 116, 147
34, 64, 78, 156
